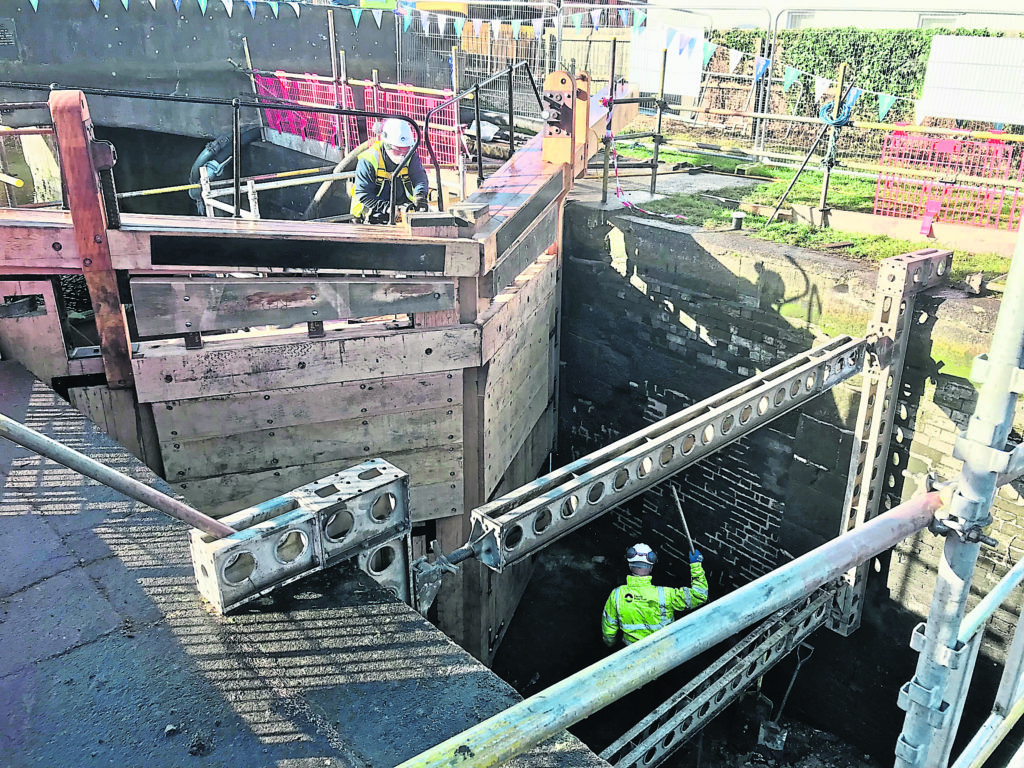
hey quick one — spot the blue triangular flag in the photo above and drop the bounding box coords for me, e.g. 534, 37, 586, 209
783, 66, 800, 92
268, 1, 278, 17
845, 87, 864, 109
590, 8, 601, 30
754, 56, 771, 83
29, 0, 38, 9
453, 17, 465, 36
687, 36, 697, 55
702, 41, 717, 67
197, 0, 207, 14
404, 12, 412, 31
618, 8, 628, 26
633, 10, 645, 29
172, 0, 180, 10
877, 93, 897, 121
665, 29, 676, 50
351, 7, 362, 26
244, 0, 255, 16
571, 13, 582, 33
93, 0, 100, 9
511, 20, 521, 38
121, 0, 128, 9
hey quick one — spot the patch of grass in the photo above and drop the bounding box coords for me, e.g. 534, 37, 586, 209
741, 170, 878, 213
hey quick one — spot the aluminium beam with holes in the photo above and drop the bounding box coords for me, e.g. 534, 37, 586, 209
600, 586, 835, 768
831, 248, 952, 636
469, 335, 869, 572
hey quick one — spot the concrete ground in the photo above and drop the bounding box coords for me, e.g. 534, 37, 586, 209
0, 361, 609, 768
575, 163, 758, 209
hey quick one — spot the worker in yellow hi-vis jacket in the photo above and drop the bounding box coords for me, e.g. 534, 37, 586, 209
601, 543, 709, 647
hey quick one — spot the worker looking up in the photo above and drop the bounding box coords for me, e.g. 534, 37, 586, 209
601, 543, 708, 648
350, 117, 430, 224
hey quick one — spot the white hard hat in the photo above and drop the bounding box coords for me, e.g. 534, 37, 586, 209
381, 118, 416, 149
626, 543, 657, 566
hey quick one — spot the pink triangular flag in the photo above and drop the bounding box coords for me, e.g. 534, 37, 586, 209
220, 0, 232, 16
372, 8, 382, 27
728, 48, 743, 74
471, 18, 483, 37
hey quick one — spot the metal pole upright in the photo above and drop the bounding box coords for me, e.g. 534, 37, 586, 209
601, 38, 617, 205
650, 48, 668, 195
895, 230, 1024, 768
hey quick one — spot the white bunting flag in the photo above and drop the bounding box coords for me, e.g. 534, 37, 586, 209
814, 76, 831, 102
437, 14, 448, 33
491, 20, 501, 38
531, 18, 543, 37
287, 1, 298, 17
220, 0, 232, 17
372, 9, 383, 28
148, 0, 157, 8
420, 10, 430, 32
590, 8, 602, 30
728, 48, 743, 74
472, 18, 483, 37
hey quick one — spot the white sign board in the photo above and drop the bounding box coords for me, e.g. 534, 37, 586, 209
917, 36, 1024, 124
629, 25, 704, 99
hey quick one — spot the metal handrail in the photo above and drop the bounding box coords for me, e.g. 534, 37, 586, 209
422, 60, 544, 212
0, 79, 422, 224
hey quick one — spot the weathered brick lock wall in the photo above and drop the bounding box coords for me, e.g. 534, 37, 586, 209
558, 201, 1024, 758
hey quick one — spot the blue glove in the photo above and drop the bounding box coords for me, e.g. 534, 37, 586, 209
689, 549, 703, 564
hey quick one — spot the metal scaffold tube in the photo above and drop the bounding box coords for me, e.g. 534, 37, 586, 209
896, 228, 1024, 768
0, 412, 235, 539
397, 491, 945, 768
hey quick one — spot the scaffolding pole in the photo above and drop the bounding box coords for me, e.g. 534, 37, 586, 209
397, 490, 945, 768
896, 228, 1024, 768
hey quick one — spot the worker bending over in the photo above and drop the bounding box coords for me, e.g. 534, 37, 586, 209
351, 118, 430, 224
601, 543, 708, 647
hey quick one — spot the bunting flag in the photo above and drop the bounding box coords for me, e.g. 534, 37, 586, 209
172, 0, 180, 11
590, 8, 602, 30
633, 10, 645, 30
814, 75, 830, 102
148, 0, 157, 8
454, 17, 466, 36
665, 29, 675, 51
244, 0, 255, 17
437, 14, 448, 33
728, 49, 743, 74
490, 20, 500, 38
676, 33, 691, 56
571, 13, 582, 33
783, 65, 800, 92
220, 0, 231, 17
93, 0, 100, 9
618, 8, 628, 27
754, 55, 771, 83
877, 92, 898, 121
120, 0, 128, 8
268, 1, 278, 18
531, 18, 543, 37
702, 41, 717, 68
29, 0, 38, 10
403, 12, 412, 31
372, 9, 382, 28
419, 9, 430, 32
197, 0, 206, 14
349, 7, 360, 25
845, 86, 864, 109
471, 18, 482, 37
687, 36, 697, 55
287, 2, 298, 17
511, 19, 521, 39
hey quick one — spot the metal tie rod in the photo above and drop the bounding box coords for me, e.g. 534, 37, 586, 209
396, 490, 946, 768
0, 412, 235, 539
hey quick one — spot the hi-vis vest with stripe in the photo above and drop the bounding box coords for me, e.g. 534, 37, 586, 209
601, 563, 709, 646
350, 144, 416, 218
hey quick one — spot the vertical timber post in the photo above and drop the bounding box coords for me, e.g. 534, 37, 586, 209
48, 90, 133, 390
830, 249, 952, 636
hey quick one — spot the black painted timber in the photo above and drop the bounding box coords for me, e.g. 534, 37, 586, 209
151, 235, 447, 272
495, 173, 564, 258
486, 202, 559, 297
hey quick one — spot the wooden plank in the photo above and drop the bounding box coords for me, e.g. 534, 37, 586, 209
104, 213, 482, 276
130, 276, 457, 336
480, 252, 559, 361
49, 91, 134, 390
0, 278, 70, 384
485, 378, 551, 497
151, 370, 463, 440
132, 324, 481, 402
162, 404, 462, 480
172, 444, 463, 519
67, 385, 163, 472
0, 212, 82, 273
484, 199, 560, 299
